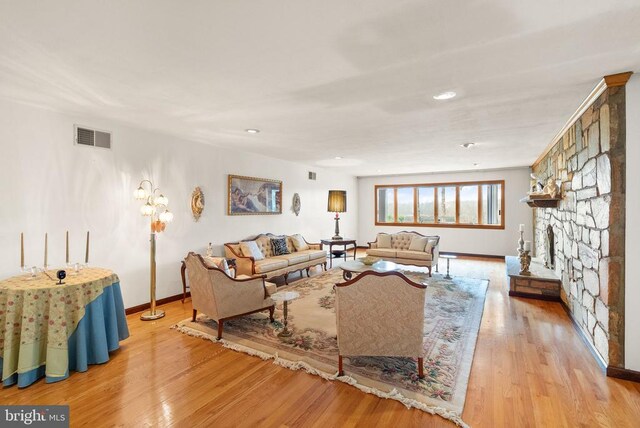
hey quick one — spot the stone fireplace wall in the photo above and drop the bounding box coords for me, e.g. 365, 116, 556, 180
531, 87, 626, 367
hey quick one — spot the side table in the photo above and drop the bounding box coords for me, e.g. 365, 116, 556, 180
270, 291, 300, 337
441, 254, 456, 279
320, 239, 357, 268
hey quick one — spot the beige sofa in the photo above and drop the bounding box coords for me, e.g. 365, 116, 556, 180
224, 233, 326, 284
367, 231, 440, 276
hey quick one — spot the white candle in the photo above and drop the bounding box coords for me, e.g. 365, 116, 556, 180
519, 224, 525, 232
20, 232, 24, 268
66, 230, 70, 264
44, 232, 48, 267
524, 241, 531, 252
85, 231, 90, 264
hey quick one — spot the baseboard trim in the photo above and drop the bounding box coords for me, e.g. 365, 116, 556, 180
559, 300, 607, 372
125, 292, 189, 315
440, 251, 505, 260
509, 290, 561, 302
606, 366, 640, 383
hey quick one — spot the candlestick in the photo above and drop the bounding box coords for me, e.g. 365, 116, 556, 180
44, 232, 48, 268
85, 231, 90, 264
20, 232, 24, 268
66, 231, 70, 264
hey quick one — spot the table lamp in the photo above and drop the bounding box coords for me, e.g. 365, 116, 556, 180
327, 190, 347, 240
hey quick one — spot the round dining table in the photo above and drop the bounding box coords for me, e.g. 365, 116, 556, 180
0, 267, 129, 387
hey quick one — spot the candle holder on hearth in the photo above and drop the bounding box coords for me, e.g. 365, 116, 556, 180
519, 250, 532, 275
517, 230, 525, 256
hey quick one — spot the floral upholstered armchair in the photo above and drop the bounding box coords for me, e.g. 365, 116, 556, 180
334, 270, 427, 379
184, 252, 276, 340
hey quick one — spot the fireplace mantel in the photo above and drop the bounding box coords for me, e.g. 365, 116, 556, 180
519, 196, 561, 208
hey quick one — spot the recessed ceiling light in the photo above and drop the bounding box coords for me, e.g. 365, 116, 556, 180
335, 156, 343, 160
461, 143, 476, 149
433, 91, 456, 100
245, 129, 260, 134
473, 163, 480, 167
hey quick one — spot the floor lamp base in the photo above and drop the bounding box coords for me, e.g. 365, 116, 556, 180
140, 309, 165, 321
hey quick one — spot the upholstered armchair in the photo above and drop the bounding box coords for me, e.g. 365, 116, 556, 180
334, 271, 427, 379
184, 252, 276, 340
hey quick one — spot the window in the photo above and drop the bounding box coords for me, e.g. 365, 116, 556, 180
459, 185, 479, 224
377, 187, 394, 223
374, 180, 504, 229
397, 187, 414, 223
417, 187, 435, 223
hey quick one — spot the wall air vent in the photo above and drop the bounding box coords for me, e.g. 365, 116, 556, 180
308, 171, 317, 180
75, 125, 112, 149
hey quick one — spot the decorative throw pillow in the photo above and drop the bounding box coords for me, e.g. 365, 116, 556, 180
271, 237, 290, 256
424, 238, 437, 253
291, 234, 309, 251
409, 236, 428, 251
239, 241, 265, 260
204, 256, 232, 276
377, 233, 392, 248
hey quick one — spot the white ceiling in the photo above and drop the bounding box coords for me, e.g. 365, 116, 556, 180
1, 1, 639, 176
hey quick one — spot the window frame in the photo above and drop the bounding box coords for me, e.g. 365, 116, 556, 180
374, 180, 505, 229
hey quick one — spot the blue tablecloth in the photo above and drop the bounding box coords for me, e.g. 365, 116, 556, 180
1, 282, 129, 387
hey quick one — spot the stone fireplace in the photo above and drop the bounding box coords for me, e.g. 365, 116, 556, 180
531, 83, 626, 368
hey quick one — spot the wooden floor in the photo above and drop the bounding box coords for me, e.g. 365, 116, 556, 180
4, 255, 640, 427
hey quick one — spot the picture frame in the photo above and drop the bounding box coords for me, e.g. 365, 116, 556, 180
228, 175, 282, 215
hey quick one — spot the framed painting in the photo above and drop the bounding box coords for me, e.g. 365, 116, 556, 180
228, 175, 282, 215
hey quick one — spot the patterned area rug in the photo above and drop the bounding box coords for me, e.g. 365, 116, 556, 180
172, 269, 488, 427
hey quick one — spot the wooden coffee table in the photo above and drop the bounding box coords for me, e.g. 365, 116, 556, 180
339, 259, 398, 280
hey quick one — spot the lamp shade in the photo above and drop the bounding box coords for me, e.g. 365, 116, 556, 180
327, 190, 347, 213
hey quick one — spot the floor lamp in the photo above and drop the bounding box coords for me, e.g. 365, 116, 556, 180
327, 190, 347, 240
134, 179, 174, 321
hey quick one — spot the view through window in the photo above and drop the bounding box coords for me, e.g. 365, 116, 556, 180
375, 180, 504, 229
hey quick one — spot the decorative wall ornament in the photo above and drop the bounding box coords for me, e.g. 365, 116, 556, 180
292, 193, 301, 216
191, 187, 205, 221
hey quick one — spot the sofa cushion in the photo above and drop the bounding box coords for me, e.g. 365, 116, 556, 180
255, 236, 274, 258
271, 237, 290, 256
377, 233, 392, 248
239, 241, 265, 260
297, 249, 326, 261
396, 250, 433, 261
254, 258, 288, 273
277, 253, 310, 265
408, 236, 428, 251
391, 233, 417, 250
203, 256, 232, 276
367, 248, 397, 258
290, 234, 309, 251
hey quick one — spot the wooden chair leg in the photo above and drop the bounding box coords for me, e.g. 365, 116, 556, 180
181, 262, 187, 303
269, 305, 275, 322
217, 320, 224, 340
192, 309, 197, 322
428, 266, 432, 277
338, 355, 344, 377
418, 357, 424, 379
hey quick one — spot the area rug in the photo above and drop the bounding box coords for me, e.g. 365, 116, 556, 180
172, 269, 488, 427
